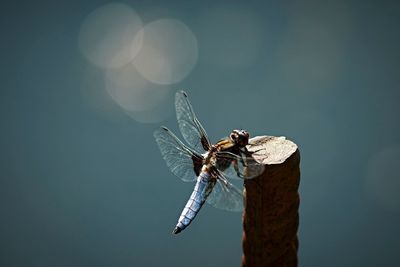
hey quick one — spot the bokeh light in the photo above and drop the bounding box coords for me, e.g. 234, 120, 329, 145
78, 5, 199, 123
124, 100, 173, 124
105, 63, 171, 122
365, 144, 400, 212
78, 3, 143, 69
197, 4, 263, 69
132, 19, 198, 85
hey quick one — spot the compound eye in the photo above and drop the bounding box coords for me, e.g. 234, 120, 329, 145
230, 133, 236, 140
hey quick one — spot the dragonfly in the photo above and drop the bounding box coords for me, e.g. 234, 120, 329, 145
154, 91, 264, 234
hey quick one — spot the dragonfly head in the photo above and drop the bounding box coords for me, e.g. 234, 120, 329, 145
230, 129, 249, 148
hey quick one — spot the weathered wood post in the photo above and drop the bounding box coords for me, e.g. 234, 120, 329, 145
242, 136, 300, 267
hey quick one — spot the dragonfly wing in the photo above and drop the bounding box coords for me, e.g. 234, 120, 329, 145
175, 91, 212, 153
215, 151, 265, 180
154, 127, 203, 182
206, 173, 243, 212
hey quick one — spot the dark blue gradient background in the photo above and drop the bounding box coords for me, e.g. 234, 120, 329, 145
1, 0, 399, 266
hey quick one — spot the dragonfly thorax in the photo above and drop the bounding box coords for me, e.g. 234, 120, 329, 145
202, 147, 218, 167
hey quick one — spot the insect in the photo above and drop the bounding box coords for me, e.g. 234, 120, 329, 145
154, 91, 264, 234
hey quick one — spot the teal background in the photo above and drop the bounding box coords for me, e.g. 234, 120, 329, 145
1, 0, 399, 266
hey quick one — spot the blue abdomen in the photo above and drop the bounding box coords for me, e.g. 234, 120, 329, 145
173, 171, 215, 234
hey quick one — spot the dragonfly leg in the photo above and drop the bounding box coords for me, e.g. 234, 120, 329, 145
217, 173, 229, 186
233, 159, 245, 178
252, 148, 264, 154
243, 146, 263, 156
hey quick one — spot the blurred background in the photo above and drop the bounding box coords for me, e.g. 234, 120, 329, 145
1, 0, 399, 266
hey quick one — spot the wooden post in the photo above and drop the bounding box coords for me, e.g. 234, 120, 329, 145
242, 136, 300, 267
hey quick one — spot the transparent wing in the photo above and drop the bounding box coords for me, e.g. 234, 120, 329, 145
215, 151, 265, 180
154, 127, 203, 182
206, 174, 243, 212
175, 91, 212, 153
